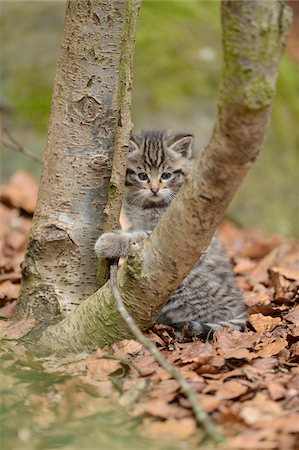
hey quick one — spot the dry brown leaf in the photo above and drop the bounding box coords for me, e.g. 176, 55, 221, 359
240, 393, 283, 427
238, 233, 283, 259
5, 220, 30, 252
0, 318, 35, 339
248, 246, 282, 284
79, 377, 114, 398
112, 339, 143, 357
234, 258, 256, 274
249, 314, 282, 333
86, 358, 121, 380
266, 382, 287, 401
0, 203, 18, 236
247, 304, 281, 316
290, 341, 299, 357
0, 171, 38, 213
177, 341, 214, 364
269, 269, 296, 303
141, 417, 197, 440
244, 290, 271, 307
216, 380, 248, 400
215, 329, 258, 360
148, 379, 179, 402
134, 355, 159, 376
284, 308, 299, 326
256, 337, 288, 357
199, 394, 222, 413
0, 280, 20, 301
271, 413, 299, 433
133, 399, 189, 420
250, 357, 278, 372
271, 266, 299, 282
0, 300, 17, 318
179, 368, 205, 383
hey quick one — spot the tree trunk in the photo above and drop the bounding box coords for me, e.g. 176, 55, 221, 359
22, 0, 291, 354
17, 0, 141, 323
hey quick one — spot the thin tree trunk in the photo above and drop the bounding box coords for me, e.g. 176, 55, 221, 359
17, 0, 141, 322
30, 0, 291, 354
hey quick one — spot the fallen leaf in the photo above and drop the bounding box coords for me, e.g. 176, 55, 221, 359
0, 280, 20, 301
148, 379, 179, 402
251, 357, 278, 372
234, 258, 256, 274
240, 393, 283, 426
244, 290, 272, 307
0, 171, 38, 213
284, 309, 299, 326
178, 341, 214, 364
112, 340, 143, 357
249, 314, 282, 333
269, 269, 296, 304
266, 382, 287, 401
271, 413, 299, 433
134, 355, 158, 376
256, 338, 287, 357
216, 380, 248, 400
86, 358, 121, 380
0, 300, 17, 318
215, 329, 258, 360
141, 417, 197, 440
271, 266, 299, 282
199, 394, 222, 413
133, 399, 189, 420
0, 318, 35, 339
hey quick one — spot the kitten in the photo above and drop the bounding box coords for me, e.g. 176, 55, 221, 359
95, 130, 247, 338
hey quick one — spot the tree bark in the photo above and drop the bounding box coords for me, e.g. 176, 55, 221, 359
24, 0, 291, 354
17, 0, 141, 322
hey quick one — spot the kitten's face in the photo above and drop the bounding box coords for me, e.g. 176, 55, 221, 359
125, 131, 193, 208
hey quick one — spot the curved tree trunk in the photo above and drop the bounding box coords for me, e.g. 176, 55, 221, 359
29, 0, 292, 354
17, 0, 141, 322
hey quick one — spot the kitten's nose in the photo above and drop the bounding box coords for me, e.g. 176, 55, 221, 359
151, 187, 159, 195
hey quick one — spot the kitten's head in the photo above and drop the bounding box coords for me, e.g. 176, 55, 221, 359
125, 130, 193, 208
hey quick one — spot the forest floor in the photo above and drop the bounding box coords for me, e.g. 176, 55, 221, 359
0, 171, 298, 450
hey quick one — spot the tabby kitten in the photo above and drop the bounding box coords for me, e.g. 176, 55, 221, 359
95, 130, 247, 338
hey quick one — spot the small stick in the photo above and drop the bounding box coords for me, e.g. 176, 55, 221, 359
0, 123, 42, 163
110, 262, 224, 444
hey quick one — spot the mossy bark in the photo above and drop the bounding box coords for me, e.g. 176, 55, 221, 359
17, 0, 141, 323
31, 0, 292, 354
97, 0, 140, 288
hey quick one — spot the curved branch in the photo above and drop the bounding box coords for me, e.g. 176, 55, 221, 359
36, 0, 292, 353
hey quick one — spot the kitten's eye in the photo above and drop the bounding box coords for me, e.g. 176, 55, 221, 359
138, 172, 148, 181
160, 172, 172, 180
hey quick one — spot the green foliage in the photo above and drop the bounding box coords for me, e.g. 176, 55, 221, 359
134, 0, 221, 114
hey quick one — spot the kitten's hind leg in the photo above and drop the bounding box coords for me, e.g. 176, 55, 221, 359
169, 312, 247, 340
94, 230, 148, 259
170, 321, 213, 340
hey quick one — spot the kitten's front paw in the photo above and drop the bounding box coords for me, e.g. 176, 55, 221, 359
94, 232, 127, 259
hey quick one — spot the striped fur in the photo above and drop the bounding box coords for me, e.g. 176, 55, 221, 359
95, 130, 247, 339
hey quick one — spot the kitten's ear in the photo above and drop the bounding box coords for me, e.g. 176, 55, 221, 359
128, 134, 141, 157
168, 134, 193, 159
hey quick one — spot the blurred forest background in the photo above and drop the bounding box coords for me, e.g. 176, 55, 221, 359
1, 0, 298, 236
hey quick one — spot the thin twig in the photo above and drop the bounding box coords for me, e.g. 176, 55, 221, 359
0, 123, 42, 163
110, 262, 224, 444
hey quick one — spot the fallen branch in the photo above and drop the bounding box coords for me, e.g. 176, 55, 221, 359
110, 263, 224, 444
0, 123, 42, 163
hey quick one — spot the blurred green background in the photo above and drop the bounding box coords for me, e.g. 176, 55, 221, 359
1, 0, 298, 236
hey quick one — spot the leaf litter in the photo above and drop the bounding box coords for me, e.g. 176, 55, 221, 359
1, 172, 299, 449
